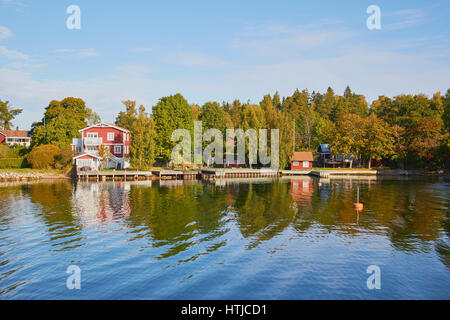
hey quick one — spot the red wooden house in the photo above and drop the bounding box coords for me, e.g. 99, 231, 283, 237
72, 122, 131, 170
290, 152, 314, 170
0, 129, 31, 147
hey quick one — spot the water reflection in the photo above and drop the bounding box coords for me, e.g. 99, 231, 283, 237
0, 176, 449, 299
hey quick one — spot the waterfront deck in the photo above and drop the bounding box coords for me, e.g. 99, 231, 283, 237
201, 168, 280, 180
77, 170, 154, 181
75, 168, 378, 181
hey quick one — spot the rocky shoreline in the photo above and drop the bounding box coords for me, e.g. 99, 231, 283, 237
0, 172, 70, 182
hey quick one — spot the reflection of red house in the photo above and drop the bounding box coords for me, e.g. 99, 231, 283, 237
290, 178, 314, 202
291, 152, 313, 170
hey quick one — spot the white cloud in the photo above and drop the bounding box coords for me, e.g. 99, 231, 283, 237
384, 8, 426, 30
0, 25, 12, 40
0, 45, 28, 59
230, 22, 354, 58
0, 0, 25, 10
54, 48, 100, 57
2, 43, 449, 130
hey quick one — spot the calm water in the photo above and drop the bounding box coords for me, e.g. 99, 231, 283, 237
0, 176, 449, 300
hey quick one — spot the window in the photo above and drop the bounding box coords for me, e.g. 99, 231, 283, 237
86, 132, 98, 138
107, 132, 115, 141
78, 159, 92, 167
114, 146, 122, 154
303, 161, 309, 168
293, 161, 299, 167
87, 146, 97, 152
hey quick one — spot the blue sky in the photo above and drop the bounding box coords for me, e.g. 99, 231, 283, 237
0, 0, 449, 129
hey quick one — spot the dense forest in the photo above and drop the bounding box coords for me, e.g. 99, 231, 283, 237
1, 85, 449, 170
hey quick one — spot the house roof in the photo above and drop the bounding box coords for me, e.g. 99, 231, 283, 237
0, 129, 30, 138
73, 153, 103, 160
79, 122, 130, 133
318, 144, 330, 153
292, 152, 314, 162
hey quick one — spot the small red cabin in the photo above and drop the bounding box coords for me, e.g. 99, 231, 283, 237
290, 152, 314, 170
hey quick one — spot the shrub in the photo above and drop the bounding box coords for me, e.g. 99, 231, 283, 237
0, 158, 26, 169
0, 144, 12, 158
27, 145, 60, 169
54, 147, 74, 170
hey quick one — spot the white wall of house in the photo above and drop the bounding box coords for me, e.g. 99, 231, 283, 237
76, 158, 100, 171
5, 137, 31, 147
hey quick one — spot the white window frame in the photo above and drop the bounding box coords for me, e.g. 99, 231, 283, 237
293, 161, 299, 166
86, 132, 98, 138
303, 161, 310, 168
77, 159, 93, 168
107, 132, 115, 141
114, 145, 122, 154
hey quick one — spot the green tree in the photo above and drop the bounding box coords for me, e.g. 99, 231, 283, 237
200, 102, 228, 131
115, 100, 138, 130
0, 100, 22, 130
443, 89, 450, 131
31, 97, 97, 148
152, 94, 193, 162
130, 105, 156, 170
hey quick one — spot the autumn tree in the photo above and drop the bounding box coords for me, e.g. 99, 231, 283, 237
360, 114, 395, 168
98, 144, 112, 169
331, 114, 364, 168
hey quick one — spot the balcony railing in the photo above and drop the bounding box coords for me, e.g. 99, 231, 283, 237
84, 137, 103, 146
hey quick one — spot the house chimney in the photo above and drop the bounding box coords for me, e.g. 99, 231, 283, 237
16, 126, 19, 131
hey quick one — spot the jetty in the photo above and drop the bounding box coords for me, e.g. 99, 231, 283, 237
75, 168, 379, 181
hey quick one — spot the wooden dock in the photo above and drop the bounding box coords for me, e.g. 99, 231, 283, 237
77, 170, 154, 181
76, 168, 378, 181
201, 168, 280, 180
152, 170, 185, 180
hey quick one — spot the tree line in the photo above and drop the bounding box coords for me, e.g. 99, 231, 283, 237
1, 85, 449, 170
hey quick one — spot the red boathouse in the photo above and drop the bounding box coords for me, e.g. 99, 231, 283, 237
290, 152, 314, 170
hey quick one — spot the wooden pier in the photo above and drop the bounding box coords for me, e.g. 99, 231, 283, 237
200, 168, 280, 180
76, 168, 378, 182
77, 170, 154, 181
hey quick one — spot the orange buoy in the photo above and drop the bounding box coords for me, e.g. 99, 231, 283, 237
353, 186, 363, 211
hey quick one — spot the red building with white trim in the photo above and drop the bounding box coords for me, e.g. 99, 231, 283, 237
72, 122, 131, 170
0, 129, 31, 147
290, 152, 314, 170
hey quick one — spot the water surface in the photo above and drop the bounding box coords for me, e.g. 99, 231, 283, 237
0, 176, 449, 299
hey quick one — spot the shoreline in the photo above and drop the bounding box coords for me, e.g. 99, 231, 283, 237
1, 168, 448, 183
0, 171, 70, 182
